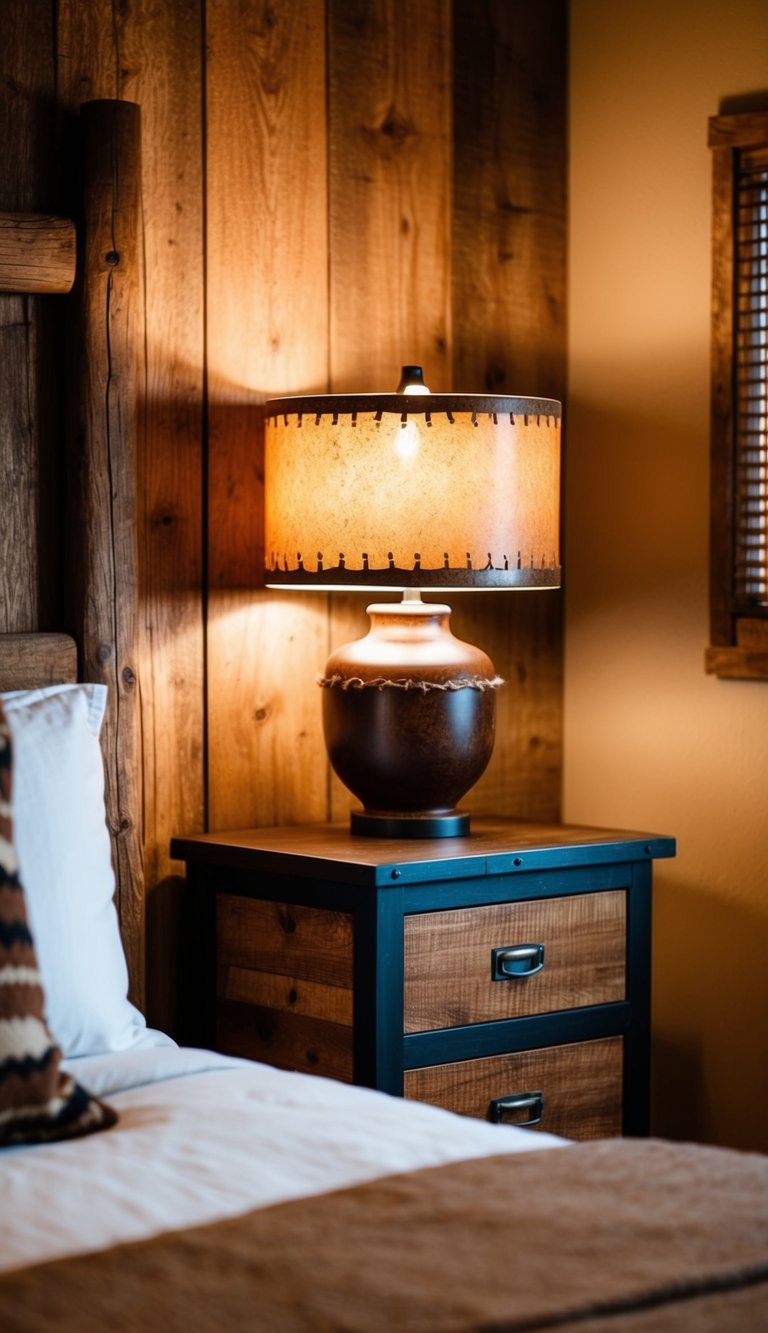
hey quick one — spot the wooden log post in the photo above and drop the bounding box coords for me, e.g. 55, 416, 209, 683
0, 213, 76, 293
68, 99, 146, 1007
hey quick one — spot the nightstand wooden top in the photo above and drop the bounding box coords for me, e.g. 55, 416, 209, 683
171, 820, 676, 887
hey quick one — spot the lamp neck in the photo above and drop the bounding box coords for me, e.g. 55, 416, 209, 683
401, 587, 424, 605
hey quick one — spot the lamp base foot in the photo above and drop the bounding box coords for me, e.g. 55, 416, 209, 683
350, 809, 470, 839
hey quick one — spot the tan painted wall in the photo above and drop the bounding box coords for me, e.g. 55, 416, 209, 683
566, 0, 768, 1150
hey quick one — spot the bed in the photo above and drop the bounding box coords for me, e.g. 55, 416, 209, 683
1, 633, 767, 1331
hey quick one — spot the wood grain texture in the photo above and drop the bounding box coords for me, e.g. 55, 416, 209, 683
0, 0, 61, 634
218, 964, 353, 1026
205, 0, 330, 832
708, 110, 768, 148
0, 213, 76, 293
57, 0, 206, 1027
217, 894, 353, 988
0, 632, 77, 689
327, 0, 452, 393
404, 1036, 624, 1140
704, 644, 768, 680
404, 891, 626, 1033
738, 618, 768, 648
65, 99, 146, 1004
172, 818, 674, 878
121, 0, 205, 1031
217, 998, 354, 1081
0, 293, 40, 632
452, 0, 567, 399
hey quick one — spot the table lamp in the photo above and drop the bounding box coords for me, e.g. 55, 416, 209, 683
264, 367, 561, 838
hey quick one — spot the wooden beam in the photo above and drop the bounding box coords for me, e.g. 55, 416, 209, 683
0, 213, 76, 294
0, 632, 77, 689
68, 98, 146, 1007
57, 0, 207, 1035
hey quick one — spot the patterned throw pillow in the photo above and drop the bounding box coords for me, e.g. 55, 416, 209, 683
0, 703, 118, 1146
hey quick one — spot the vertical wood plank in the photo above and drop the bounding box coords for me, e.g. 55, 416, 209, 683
57, 1, 205, 1027
452, 0, 567, 400
451, 0, 567, 821
0, 293, 39, 632
206, 0, 330, 832
327, 0, 453, 821
327, 0, 452, 393
0, 0, 61, 633
121, 2, 205, 1032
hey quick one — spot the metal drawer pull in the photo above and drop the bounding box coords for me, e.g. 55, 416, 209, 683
488, 1092, 544, 1127
491, 943, 545, 980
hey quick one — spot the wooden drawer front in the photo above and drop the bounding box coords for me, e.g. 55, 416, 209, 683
217, 894, 353, 986
404, 1037, 623, 1140
404, 891, 625, 1033
217, 999, 354, 1083
216, 895, 354, 1081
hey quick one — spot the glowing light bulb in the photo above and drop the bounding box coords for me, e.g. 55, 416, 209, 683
395, 418, 420, 460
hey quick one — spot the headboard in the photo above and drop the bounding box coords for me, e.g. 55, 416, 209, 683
0, 633, 77, 690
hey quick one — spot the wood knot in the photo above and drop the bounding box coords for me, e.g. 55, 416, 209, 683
150, 504, 176, 529
277, 908, 296, 935
122, 666, 136, 688
96, 642, 112, 665
105, 250, 120, 266
364, 104, 416, 158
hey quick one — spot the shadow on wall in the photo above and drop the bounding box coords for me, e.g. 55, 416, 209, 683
651, 873, 768, 1154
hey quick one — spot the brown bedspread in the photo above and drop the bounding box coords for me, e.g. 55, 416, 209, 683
4, 1137, 768, 1331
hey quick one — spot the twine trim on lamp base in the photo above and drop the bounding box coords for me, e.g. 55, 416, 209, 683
318, 672, 504, 692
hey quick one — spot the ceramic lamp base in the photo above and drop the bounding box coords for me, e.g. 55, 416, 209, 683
320, 597, 502, 839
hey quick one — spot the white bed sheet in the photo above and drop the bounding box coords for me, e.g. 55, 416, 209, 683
1, 1047, 566, 1274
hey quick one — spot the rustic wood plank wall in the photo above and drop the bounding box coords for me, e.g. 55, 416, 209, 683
205, 0, 330, 834
0, 0, 566, 1020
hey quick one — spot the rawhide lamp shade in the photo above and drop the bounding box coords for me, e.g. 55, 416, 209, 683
265, 368, 561, 838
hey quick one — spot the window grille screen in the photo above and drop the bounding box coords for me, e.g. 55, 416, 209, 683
735, 144, 768, 608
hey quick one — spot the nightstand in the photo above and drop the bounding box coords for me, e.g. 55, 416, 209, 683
171, 820, 675, 1141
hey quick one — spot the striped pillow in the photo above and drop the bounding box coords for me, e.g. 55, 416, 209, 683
0, 703, 117, 1146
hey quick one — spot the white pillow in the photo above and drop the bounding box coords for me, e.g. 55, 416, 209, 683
1, 684, 174, 1058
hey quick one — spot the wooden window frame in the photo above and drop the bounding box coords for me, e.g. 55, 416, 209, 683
706, 111, 768, 680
